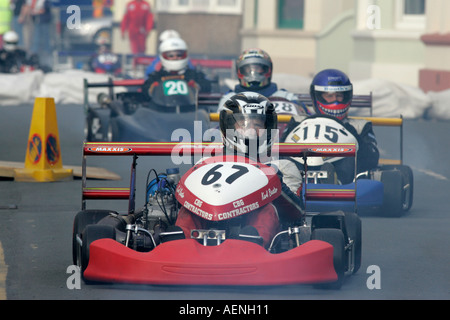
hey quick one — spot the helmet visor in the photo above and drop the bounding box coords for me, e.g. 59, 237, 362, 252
162, 50, 188, 60
230, 113, 267, 139
238, 63, 270, 79
314, 85, 352, 105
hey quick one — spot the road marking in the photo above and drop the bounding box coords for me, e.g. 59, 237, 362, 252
413, 167, 448, 181
0, 242, 7, 300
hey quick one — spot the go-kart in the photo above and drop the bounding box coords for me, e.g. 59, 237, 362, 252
282, 114, 413, 217
88, 51, 122, 77
83, 77, 213, 142
73, 141, 362, 288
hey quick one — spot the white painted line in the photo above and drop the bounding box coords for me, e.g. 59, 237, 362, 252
0, 242, 7, 300
413, 167, 449, 181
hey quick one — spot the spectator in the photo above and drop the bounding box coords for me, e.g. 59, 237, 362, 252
120, 0, 154, 55
10, 0, 25, 47
20, 0, 52, 67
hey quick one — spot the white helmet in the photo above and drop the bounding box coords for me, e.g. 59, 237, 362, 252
159, 38, 188, 72
159, 29, 180, 43
3, 31, 19, 51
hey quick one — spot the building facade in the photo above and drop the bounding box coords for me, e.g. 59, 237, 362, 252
112, 0, 450, 91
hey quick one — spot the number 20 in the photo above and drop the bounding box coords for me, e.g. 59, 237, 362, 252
165, 81, 188, 95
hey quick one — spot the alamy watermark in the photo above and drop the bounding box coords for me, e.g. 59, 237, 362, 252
366, 265, 381, 289
66, 265, 81, 290
170, 123, 280, 168
367, 5, 381, 30
66, 5, 81, 30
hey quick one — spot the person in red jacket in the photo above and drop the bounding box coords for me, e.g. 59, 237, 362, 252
120, 0, 154, 55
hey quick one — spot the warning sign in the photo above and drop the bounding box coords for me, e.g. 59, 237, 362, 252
46, 134, 60, 165
28, 134, 42, 164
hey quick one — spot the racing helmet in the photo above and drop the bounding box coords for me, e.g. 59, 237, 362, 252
159, 29, 180, 43
236, 48, 273, 89
219, 92, 278, 158
3, 31, 19, 52
159, 38, 189, 72
310, 69, 353, 120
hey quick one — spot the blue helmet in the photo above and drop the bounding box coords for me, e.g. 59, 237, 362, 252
310, 69, 353, 120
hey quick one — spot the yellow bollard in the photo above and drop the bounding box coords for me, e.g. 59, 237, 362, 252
14, 98, 73, 182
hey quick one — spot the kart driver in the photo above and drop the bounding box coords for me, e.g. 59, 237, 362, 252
217, 48, 309, 116
144, 29, 195, 77
174, 92, 304, 248
141, 37, 212, 100
282, 68, 380, 184
0, 30, 41, 73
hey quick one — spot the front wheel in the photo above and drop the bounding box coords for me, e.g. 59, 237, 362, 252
72, 210, 114, 266
311, 228, 346, 289
81, 224, 116, 275
344, 212, 362, 274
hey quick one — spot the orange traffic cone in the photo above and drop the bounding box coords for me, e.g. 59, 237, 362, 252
14, 98, 73, 182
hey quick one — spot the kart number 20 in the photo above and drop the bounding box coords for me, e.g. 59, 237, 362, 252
163, 80, 189, 96
201, 164, 249, 185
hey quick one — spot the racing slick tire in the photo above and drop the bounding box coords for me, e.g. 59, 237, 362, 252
72, 210, 115, 266
399, 165, 414, 212
311, 228, 346, 289
344, 212, 362, 274
379, 165, 414, 212
81, 224, 116, 277
380, 170, 403, 217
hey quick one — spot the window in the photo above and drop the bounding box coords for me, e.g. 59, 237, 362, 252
218, 0, 237, 5
404, 0, 426, 14
278, 0, 304, 29
157, 0, 242, 14
395, 0, 426, 30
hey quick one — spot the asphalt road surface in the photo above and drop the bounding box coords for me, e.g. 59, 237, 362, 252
0, 103, 449, 302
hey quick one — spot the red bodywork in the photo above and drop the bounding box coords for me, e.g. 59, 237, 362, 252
84, 238, 337, 285
81, 142, 356, 285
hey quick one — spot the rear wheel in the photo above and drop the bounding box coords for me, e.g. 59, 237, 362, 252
380, 170, 403, 217
398, 165, 414, 212
311, 228, 346, 289
378, 165, 414, 213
